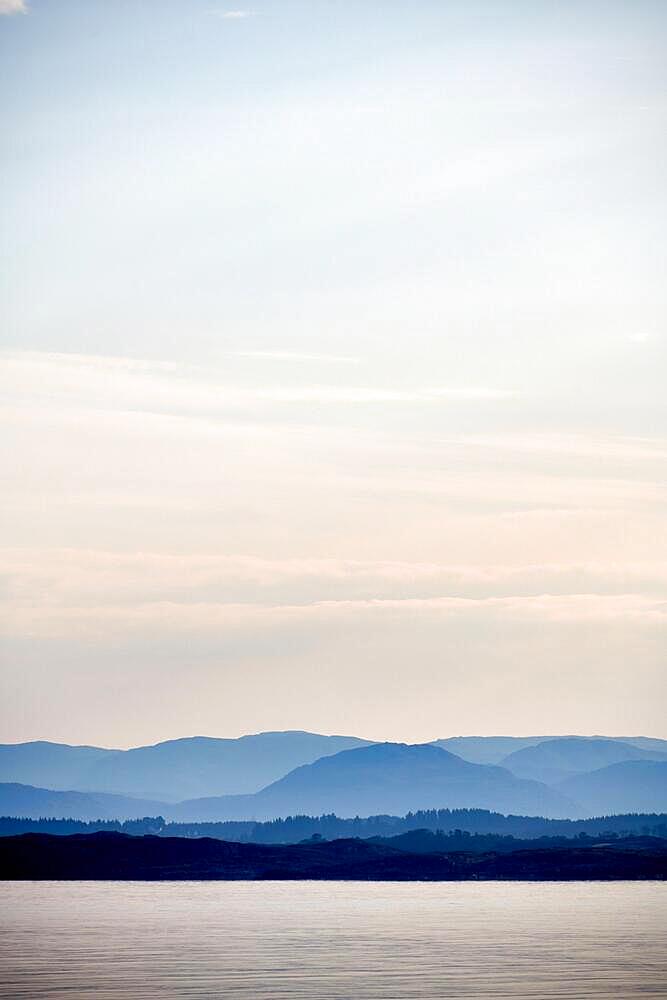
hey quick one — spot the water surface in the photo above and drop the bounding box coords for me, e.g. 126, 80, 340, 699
1, 881, 665, 998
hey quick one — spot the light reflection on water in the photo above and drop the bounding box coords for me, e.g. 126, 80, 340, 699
1, 881, 665, 998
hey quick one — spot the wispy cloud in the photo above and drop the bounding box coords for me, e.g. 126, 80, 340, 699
0, 350, 516, 413
3, 591, 664, 642
630, 332, 654, 345
235, 351, 361, 365
4, 548, 667, 610
219, 9, 255, 19
254, 385, 516, 403
0, 0, 27, 14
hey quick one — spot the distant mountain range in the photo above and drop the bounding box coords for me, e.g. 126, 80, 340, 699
3, 732, 665, 801
1, 732, 666, 823
499, 737, 667, 785
0, 732, 370, 801
0, 743, 574, 820
0, 742, 115, 791
0, 783, 165, 822
558, 761, 667, 815
166, 743, 576, 820
433, 735, 667, 765
432, 736, 552, 764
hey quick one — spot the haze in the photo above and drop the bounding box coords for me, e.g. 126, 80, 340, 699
1, 0, 665, 747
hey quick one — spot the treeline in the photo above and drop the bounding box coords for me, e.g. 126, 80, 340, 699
2, 808, 667, 842
165, 810, 667, 843
369, 828, 667, 855
0, 816, 167, 837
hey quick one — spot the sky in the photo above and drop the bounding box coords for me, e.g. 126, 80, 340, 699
1, 0, 666, 748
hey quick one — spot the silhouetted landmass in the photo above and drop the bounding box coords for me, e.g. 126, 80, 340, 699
0, 815, 169, 837
2, 809, 666, 843
368, 829, 667, 854
1, 831, 666, 881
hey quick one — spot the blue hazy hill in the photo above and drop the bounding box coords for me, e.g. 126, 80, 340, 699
3, 755, 667, 822
76, 732, 371, 801
0, 742, 117, 790
500, 737, 667, 785
3, 734, 666, 814
557, 761, 667, 815
170, 743, 578, 821
432, 736, 552, 764
433, 735, 667, 766
0, 732, 371, 802
0, 783, 165, 821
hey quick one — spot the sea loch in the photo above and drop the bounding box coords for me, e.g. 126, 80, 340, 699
1, 881, 665, 998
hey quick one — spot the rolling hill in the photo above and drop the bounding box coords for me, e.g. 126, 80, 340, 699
557, 761, 667, 816
169, 743, 578, 821
0, 742, 117, 790
3, 734, 666, 819
432, 737, 551, 764
500, 737, 667, 785
0, 732, 370, 802
4, 754, 667, 822
432, 735, 667, 766
75, 731, 371, 801
0, 783, 165, 821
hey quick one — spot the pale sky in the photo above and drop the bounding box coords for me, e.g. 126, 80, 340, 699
1, 0, 666, 747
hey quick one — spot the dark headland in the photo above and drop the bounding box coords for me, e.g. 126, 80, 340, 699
2, 831, 666, 881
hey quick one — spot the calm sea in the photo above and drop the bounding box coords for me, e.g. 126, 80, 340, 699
1, 881, 665, 998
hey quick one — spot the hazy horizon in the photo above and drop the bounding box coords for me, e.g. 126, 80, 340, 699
1, 0, 666, 747
3, 729, 667, 753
